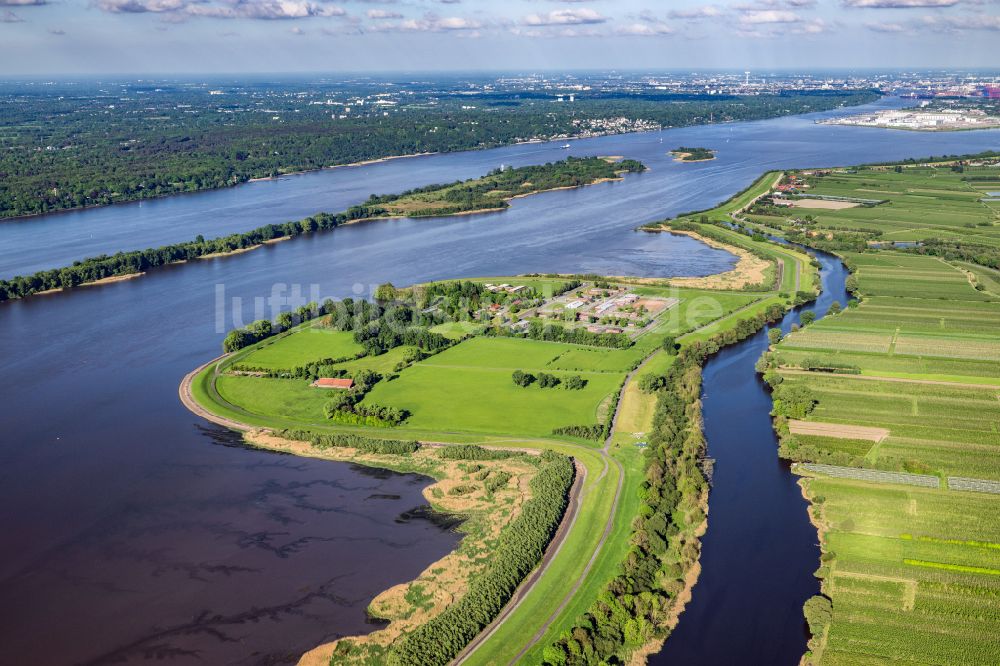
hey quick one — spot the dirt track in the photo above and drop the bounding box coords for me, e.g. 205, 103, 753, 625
789, 420, 889, 443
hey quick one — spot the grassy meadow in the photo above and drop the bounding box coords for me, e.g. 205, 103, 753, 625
238, 324, 363, 369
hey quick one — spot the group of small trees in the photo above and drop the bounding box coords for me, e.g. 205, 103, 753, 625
512, 370, 586, 390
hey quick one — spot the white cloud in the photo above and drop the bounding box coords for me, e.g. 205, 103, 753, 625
371, 12, 482, 31
920, 12, 1000, 28
866, 20, 908, 29
187, 1, 345, 19
617, 21, 673, 35
0, 0, 45, 5
522, 8, 607, 26
740, 9, 800, 22
366, 8, 401, 19
667, 5, 722, 19
95, 0, 347, 19
96, 0, 186, 13
843, 0, 960, 7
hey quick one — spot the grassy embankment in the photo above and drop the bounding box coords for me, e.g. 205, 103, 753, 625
188, 174, 819, 665
753, 163, 1000, 665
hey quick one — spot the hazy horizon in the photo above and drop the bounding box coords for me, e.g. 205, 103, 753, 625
2, 0, 999, 76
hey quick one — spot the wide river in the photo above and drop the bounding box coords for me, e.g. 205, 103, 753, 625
1, 97, 998, 665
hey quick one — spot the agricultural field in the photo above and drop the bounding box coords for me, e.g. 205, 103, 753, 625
799, 168, 1000, 246
803, 477, 1000, 666
743, 165, 1000, 248
768, 161, 1000, 665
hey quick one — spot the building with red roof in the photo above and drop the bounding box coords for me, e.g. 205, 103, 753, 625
311, 378, 354, 389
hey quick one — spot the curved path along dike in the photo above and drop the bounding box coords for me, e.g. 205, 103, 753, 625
651, 248, 849, 665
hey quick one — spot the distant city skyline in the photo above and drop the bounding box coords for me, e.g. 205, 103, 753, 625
2, 0, 998, 75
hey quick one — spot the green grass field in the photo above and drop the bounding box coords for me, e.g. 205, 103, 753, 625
237, 325, 363, 369
363, 362, 624, 438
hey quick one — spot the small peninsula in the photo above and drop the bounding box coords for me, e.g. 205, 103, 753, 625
181, 171, 822, 665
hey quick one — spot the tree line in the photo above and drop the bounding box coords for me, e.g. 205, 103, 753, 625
387, 449, 574, 665
488, 318, 633, 349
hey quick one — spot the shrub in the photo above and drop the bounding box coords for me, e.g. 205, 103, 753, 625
512, 369, 536, 387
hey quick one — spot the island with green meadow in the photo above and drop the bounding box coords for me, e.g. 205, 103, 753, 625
182, 167, 821, 665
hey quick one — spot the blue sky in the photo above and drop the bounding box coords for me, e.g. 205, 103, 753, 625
1, 0, 998, 75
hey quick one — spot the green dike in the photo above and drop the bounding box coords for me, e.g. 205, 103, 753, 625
184, 170, 822, 666
460, 444, 629, 666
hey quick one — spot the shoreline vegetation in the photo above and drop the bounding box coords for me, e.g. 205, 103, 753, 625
179, 170, 824, 665
238, 430, 577, 666
0, 157, 645, 303
670, 147, 716, 162
246, 151, 439, 182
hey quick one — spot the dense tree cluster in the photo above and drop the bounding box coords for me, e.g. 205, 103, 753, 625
905, 238, 1000, 271
389, 450, 574, 665
437, 445, 522, 461
671, 146, 715, 161
366, 157, 645, 217
489, 319, 633, 349
551, 424, 605, 441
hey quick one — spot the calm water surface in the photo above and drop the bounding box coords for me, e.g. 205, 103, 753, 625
651, 249, 849, 666
1, 98, 998, 665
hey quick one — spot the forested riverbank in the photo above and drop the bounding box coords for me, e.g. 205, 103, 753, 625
0, 84, 877, 220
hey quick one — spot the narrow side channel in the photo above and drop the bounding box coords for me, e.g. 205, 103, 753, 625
650, 248, 849, 665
